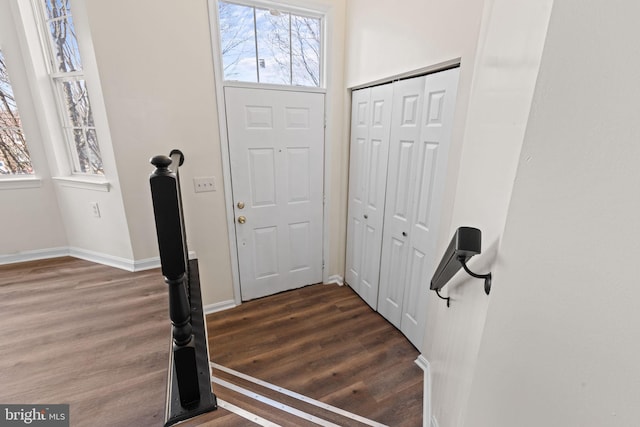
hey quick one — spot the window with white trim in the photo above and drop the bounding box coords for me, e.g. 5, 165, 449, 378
0, 48, 33, 176
218, 1, 322, 87
37, 0, 102, 175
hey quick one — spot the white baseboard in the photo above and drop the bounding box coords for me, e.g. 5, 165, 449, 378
326, 274, 344, 285
131, 257, 161, 271
0, 246, 161, 273
68, 247, 139, 271
204, 300, 236, 315
416, 354, 432, 427
0, 247, 69, 265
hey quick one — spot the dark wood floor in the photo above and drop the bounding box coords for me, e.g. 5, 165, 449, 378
0, 257, 168, 426
0, 257, 422, 426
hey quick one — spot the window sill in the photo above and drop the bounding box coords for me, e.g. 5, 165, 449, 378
53, 176, 111, 192
0, 176, 43, 190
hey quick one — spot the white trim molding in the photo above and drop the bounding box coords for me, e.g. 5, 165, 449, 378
131, 257, 161, 271
0, 247, 68, 265
53, 176, 110, 192
0, 176, 42, 190
0, 246, 161, 272
68, 247, 138, 271
326, 275, 344, 286
204, 300, 236, 315
69, 249, 163, 272
415, 354, 432, 427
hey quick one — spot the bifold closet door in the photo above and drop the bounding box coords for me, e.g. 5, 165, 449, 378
345, 83, 393, 309
378, 68, 460, 348
377, 76, 427, 329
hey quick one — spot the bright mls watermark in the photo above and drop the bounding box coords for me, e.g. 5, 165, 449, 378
0, 405, 68, 426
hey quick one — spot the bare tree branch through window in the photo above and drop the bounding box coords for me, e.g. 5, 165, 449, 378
219, 1, 321, 87
43, 0, 103, 174
0, 50, 33, 175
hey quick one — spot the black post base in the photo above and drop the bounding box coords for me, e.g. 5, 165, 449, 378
164, 259, 217, 426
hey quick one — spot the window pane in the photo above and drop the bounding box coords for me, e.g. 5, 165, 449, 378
44, 0, 71, 20
49, 15, 83, 72
60, 79, 94, 127
291, 15, 321, 87
85, 129, 102, 174
0, 50, 33, 175
59, 78, 101, 174
255, 8, 290, 85
71, 128, 102, 174
219, 1, 257, 82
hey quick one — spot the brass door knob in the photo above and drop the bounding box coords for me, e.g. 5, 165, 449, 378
237, 201, 245, 209
237, 216, 246, 224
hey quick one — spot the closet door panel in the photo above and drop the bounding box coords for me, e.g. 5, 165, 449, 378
377, 76, 426, 326
345, 83, 393, 309
357, 83, 394, 308
345, 88, 370, 291
400, 68, 460, 347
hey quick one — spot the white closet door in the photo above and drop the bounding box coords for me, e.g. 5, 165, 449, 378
345, 83, 393, 309
399, 68, 460, 346
377, 76, 427, 327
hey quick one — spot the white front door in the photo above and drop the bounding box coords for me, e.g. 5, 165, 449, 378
224, 87, 324, 301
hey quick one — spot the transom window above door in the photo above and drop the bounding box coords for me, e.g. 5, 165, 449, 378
218, 1, 322, 87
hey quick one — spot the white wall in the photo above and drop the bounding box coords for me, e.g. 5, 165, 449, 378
465, 1, 640, 425
83, 0, 234, 304
0, 0, 67, 258
422, 1, 552, 425
343, 1, 553, 425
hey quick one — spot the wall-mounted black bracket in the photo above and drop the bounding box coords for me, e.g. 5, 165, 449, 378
435, 288, 451, 307
430, 227, 493, 307
460, 257, 492, 295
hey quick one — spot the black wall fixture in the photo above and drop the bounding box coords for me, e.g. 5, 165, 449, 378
430, 227, 492, 307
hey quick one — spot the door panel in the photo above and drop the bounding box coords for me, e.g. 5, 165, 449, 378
399, 68, 460, 347
345, 89, 369, 290
225, 87, 324, 300
249, 148, 276, 206
345, 83, 393, 309
377, 76, 426, 328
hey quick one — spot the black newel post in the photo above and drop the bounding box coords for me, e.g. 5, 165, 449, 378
150, 155, 200, 407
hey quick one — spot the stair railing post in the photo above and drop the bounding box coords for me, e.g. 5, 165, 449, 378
150, 154, 200, 407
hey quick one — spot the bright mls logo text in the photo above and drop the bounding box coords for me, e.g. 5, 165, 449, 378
1, 405, 68, 426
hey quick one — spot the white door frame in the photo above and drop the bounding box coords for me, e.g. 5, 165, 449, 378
207, 0, 334, 305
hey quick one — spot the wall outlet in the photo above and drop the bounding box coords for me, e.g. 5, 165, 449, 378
89, 201, 101, 218
193, 176, 216, 193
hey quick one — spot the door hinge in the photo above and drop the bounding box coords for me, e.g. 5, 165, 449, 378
324, 115, 327, 129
